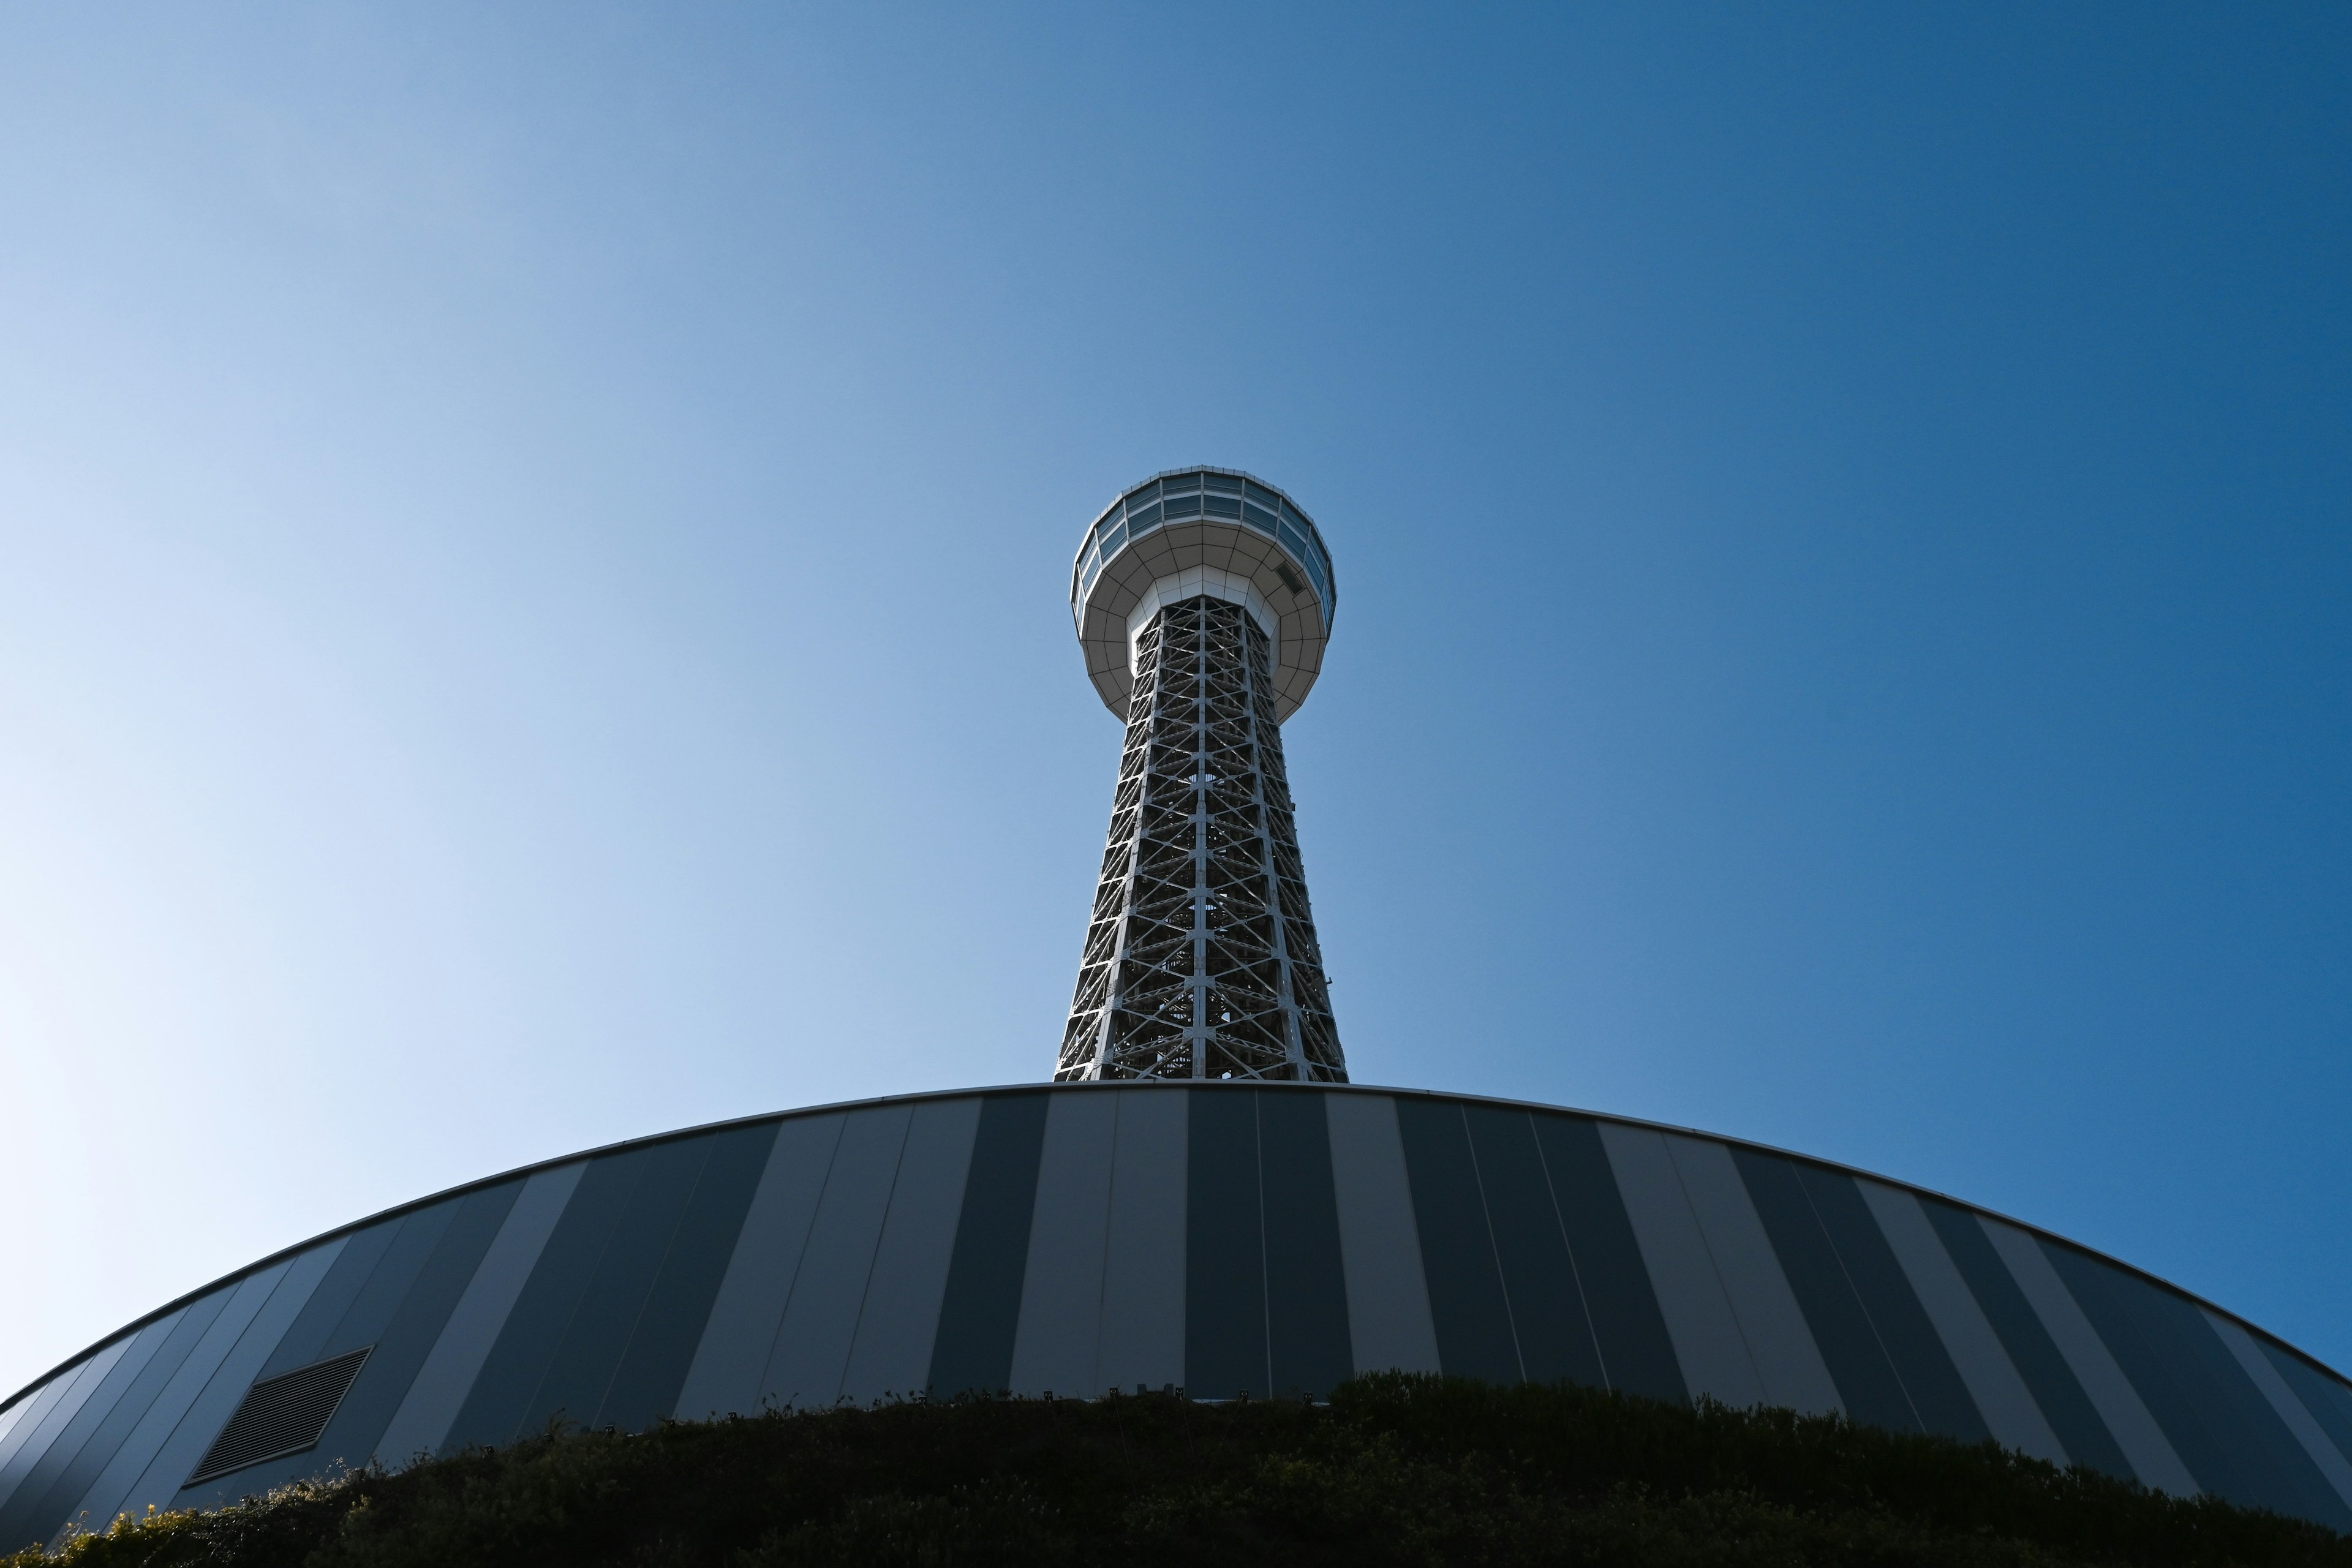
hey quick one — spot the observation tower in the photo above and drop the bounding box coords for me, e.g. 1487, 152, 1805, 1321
1058, 467, 1345, 1083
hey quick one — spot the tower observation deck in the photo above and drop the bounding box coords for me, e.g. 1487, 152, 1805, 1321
1058, 467, 1346, 1082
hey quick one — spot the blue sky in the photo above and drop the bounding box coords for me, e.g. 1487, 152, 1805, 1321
0, 4, 2345, 1396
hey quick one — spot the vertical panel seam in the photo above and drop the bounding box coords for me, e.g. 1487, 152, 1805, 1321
837, 1114, 916, 1409
1795, 1174, 1924, 1432
1458, 1104, 1526, 1382
756, 1118, 850, 1403
1660, 1140, 1768, 1398
1528, 1117, 1610, 1392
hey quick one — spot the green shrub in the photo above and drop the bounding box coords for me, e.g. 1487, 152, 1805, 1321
9, 1375, 2344, 1567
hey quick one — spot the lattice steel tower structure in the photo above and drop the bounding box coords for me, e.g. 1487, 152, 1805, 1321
1059, 467, 1346, 1082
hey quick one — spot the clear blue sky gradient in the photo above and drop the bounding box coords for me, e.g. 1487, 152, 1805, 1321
0, 5, 2345, 1396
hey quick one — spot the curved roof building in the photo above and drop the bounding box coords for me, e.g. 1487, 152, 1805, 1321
5, 471, 2347, 1548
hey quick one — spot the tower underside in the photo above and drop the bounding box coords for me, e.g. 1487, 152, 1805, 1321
1059, 595, 1345, 1082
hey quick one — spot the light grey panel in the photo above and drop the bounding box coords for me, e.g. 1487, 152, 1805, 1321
0, 1339, 132, 1515
1856, 1180, 2065, 1464
674, 1115, 845, 1421
1325, 1092, 1439, 1377
374, 1161, 587, 1463
134, 1243, 344, 1511
840, 1098, 981, 1403
89, 1251, 315, 1524
1599, 1123, 1767, 1408
1009, 1091, 1119, 1398
1663, 1133, 1841, 1415
2206, 1311, 2352, 1510
1096, 1087, 1189, 1393
762, 1103, 913, 1409
58, 1277, 266, 1539
0, 1389, 48, 1471
1980, 1218, 2197, 1496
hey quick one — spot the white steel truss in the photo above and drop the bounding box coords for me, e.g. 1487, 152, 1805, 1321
1058, 595, 1346, 1082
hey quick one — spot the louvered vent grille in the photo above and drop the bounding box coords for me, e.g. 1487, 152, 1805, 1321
187, 1346, 371, 1486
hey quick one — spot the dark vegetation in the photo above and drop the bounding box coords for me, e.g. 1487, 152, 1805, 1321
9, 1374, 2346, 1567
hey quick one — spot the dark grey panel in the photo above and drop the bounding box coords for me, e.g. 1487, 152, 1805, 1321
1597, 1123, 1767, 1407
1186, 1087, 1267, 1399
1010, 1091, 1118, 1397
0, 1354, 135, 1519
1920, 1197, 2128, 1477
8, 1306, 207, 1549
2261, 1341, 2352, 1481
670, 1120, 823, 1422
1664, 1135, 1840, 1414
927, 1093, 1050, 1397
763, 1104, 913, 1407
1797, 1166, 1988, 1444
1096, 1088, 1189, 1393
597, 1123, 778, 1431
47, 1281, 247, 1540
314, 1181, 522, 1472
1980, 1219, 2193, 1493
1394, 1097, 1520, 1384
257, 1221, 401, 1381
1464, 1106, 1602, 1389
2046, 1242, 2348, 1527
524, 1136, 712, 1433
839, 1097, 981, 1403
2207, 1314, 2352, 1512
442, 1148, 651, 1449
1857, 1181, 2061, 1463
1258, 1091, 1351, 1399
1532, 1115, 1684, 1404
1324, 1093, 1438, 1376
151, 1247, 345, 1509
373, 1162, 585, 1463
0, 1327, 159, 1549
1732, 1150, 1916, 1433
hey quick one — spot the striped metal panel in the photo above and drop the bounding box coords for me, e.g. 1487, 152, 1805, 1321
7, 1084, 2352, 1553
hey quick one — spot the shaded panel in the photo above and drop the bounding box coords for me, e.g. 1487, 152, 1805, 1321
49, 1283, 244, 1540
1393, 1098, 1518, 1384
1668, 1137, 1839, 1415
1733, 1150, 1915, 1432
1979, 1218, 2195, 1494
321, 1181, 524, 1469
10, 1311, 195, 1548
1597, 1124, 1765, 1408
673, 1118, 834, 1421
1096, 1088, 1189, 1394
1533, 1115, 1684, 1404
597, 1123, 780, 1431
443, 1150, 651, 1450
2047, 1242, 2345, 1525
1324, 1093, 1439, 1377
763, 1102, 914, 1408
1856, 1181, 2062, 1464
1258, 1090, 1352, 1398
151, 1246, 345, 1507
839, 1097, 981, 1403
1921, 1197, 2129, 1478
0, 1340, 134, 1534
2209, 1313, 2352, 1514
1464, 1105, 1602, 1389
374, 1161, 585, 1463
1186, 1087, 1268, 1399
0, 1363, 119, 1523
525, 1137, 712, 1433
2261, 1341, 2352, 1491
1009, 1092, 1119, 1398
1798, 1164, 1986, 1442
927, 1093, 1050, 1398
256, 1221, 402, 1380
